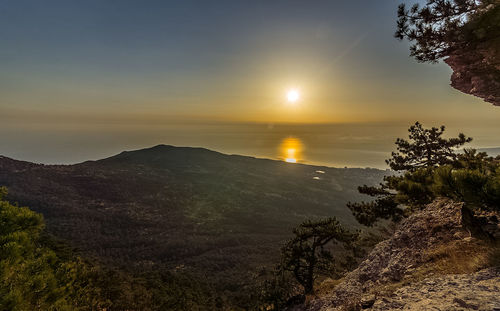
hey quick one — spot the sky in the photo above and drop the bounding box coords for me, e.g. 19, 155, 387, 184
1, 0, 499, 167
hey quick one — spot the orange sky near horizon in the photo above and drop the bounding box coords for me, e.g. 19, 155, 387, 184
1, 0, 499, 166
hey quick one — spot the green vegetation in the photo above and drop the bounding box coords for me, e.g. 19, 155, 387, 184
433, 149, 500, 212
0, 186, 88, 310
386, 122, 472, 171
347, 122, 500, 237
0, 146, 387, 309
396, 0, 500, 106
395, 0, 497, 62
279, 218, 357, 295
266, 122, 500, 309
0, 186, 220, 311
2, 124, 498, 310
259, 221, 382, 310
348, 122, 472, 226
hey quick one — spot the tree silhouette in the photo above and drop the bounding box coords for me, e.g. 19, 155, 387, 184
395, 1, 500, 105
387, 121, 472, 171
348, 122, 472, 226
395, 0, 495, 62
279, 218, 357, 295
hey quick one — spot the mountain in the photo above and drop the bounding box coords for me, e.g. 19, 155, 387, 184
0, 145, 389, 307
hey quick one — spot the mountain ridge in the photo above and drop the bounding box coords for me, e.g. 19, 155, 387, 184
0, 144, 389, 307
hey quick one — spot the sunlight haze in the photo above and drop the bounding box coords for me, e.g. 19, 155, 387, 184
1, 0, 499, 167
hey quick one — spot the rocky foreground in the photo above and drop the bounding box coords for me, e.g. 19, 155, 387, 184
370, 268, 500, 311
292, 199, 500, 311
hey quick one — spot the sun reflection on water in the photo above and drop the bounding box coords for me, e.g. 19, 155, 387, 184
280, 137, 303, 163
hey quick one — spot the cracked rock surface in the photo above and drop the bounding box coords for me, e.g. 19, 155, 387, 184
290, 199, 500, 311
371, 268, 500, 311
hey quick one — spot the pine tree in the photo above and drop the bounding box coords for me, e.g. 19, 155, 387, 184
279, 218, 357, 295
348, 122, 472, 227
395, 0, 496, 62
386, 122, 472, 171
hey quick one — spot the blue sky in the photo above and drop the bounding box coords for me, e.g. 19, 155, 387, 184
0, 0, 499, 165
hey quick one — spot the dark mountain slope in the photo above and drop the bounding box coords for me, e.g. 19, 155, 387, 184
0, 145, 388, 305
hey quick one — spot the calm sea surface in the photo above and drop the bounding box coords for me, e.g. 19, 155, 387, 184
2, 122, 499, 169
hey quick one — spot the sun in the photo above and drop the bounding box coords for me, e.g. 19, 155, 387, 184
286, 89, 300, 103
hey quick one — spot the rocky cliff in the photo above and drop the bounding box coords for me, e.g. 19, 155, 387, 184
445, 4, 500, 106
292, 199, 500, 311
445, 39, 500, 106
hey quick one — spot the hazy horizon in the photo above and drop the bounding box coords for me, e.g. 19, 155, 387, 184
1, 0, 500, 167
2, 120, 499, 169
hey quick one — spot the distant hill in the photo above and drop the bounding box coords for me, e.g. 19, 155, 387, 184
0, 145, 389, 307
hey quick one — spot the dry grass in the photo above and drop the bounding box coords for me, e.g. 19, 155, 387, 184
375, 238, 500, 296
308, 229, 500, 300
314, 277, 345, 297
423, 238, 493, 274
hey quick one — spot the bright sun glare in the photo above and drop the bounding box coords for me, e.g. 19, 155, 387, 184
280, 137, 303, 163
285, 148, 297, 163
286, 89, 300, 103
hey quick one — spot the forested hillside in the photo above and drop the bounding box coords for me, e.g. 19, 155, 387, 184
0, 145, 388, 308
0, 187, 221, 310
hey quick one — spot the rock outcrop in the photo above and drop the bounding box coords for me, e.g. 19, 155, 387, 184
293, 199, 500, 311
444, 4, 500, 106
370, 268, 500, 311
445, 39, 500, 106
